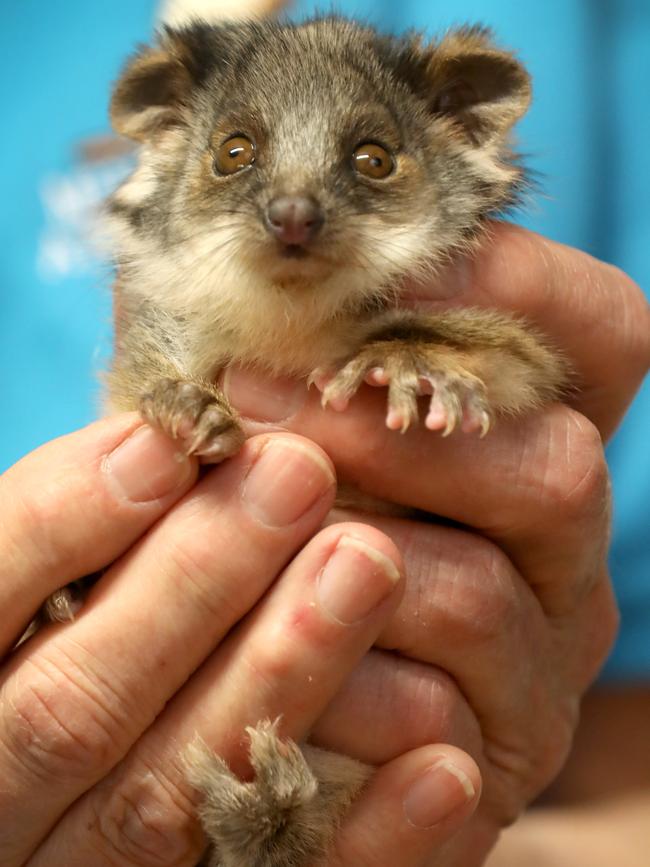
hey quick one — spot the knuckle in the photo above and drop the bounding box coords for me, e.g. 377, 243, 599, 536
318, 651, 482, 759
243, 633, 296, 688
526, 409, 610, 527
3, 644, 135, 783
547, 697, 579, 766
533, 699, 579, 790
3, 464, 118, 583
165, 533, 241, 625
604, 264, 650, 372
553, 412, 609, 522
93, 763, 200, 866
485, 699, 577, 822
574, 575, 620, 687
9, 478, 78, 574
482, 227, 650, 375
400, 528, 520, 651
442, 537, 519, 647
403, 667, 464, 745
597, 587, 621, 662
381, 655, 475, 748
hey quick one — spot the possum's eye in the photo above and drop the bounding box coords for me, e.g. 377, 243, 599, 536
352, 143, 394, 179
214, 135, 256, 175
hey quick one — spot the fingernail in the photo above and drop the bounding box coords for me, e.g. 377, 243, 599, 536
104, 426, 194, 503
222, 366, 307, 422
404, 759, 476, 829
317, 535, 401, 625
242, 438, 334, 526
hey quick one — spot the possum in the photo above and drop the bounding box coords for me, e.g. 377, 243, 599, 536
47, 15, 569, 867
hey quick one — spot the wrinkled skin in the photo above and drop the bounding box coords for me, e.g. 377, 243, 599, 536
1, 224, 648, 866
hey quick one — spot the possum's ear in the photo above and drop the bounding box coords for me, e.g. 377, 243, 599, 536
110, 28, 211, 142
395, 26, 531, 146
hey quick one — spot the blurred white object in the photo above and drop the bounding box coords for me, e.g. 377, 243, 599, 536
159, 0, 288, 25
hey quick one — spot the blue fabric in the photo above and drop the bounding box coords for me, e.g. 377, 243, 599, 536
2, 1, 648, 678
1, 0, 155, 466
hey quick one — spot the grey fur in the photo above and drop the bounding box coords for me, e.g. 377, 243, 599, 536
186, 721, 371, 867
43, 16, 570, 865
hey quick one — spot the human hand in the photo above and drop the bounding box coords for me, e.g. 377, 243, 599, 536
1, 415, 480, 866
222, 222, 650, 864
160, 0, 290, 26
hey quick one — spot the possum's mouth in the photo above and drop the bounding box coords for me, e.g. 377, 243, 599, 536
251, 238, 335, 284
278, 244, 309, 259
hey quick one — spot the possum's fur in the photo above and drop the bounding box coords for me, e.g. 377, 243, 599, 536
49, 17, 569, 867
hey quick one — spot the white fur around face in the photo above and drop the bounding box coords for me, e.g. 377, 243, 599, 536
460, 144, 519, 190
111, 202, 440, 378
112, 161, 158, 206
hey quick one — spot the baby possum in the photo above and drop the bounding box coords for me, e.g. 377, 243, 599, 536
60, 15, 569, 867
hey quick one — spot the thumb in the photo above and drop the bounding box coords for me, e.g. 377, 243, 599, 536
324, 745, 481, 867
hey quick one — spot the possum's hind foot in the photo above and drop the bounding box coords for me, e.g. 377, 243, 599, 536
185, 720, 371, 867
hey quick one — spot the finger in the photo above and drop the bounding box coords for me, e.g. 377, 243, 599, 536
176, 522, 405, 775
31, 523, 404, 866
0, 433, 335, 867
341, 510, 602, 707
327, 746, 480, 867
371, 513, 615, 758
326, 512, 614, 780
0, 413, 198, 654
313, 515, 616, 827
225, 369, 610, 617
404, 222, 650, 439
311, 650, 483, 765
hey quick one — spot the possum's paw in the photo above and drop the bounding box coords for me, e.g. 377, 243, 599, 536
140, 378, 244, 462
185, 721, 327, 867
40, 574, 103, 625
312, 342, 492, 436
43, 587, 79, 623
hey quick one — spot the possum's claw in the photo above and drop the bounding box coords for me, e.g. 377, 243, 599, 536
311, 344, 493, 436
140, 378, 244, 462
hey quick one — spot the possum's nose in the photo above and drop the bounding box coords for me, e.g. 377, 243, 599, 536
265, 196, 324, 247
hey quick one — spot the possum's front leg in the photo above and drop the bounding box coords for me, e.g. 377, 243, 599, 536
314, 308, 570, 435
43, 303, 244, 624
108, 300, 244, 463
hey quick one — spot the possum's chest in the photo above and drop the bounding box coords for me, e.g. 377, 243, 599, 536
127, 250, 378, 380
187, 309, 362, 380
173, 273, 369, 379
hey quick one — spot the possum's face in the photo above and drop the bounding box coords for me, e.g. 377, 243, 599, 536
109, 18, 530, 310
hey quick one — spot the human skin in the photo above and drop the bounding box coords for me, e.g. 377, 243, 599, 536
219, 222, 650, 865
486, 687, 650, 866
1, 224, 648, 866
0, 421, 479, 867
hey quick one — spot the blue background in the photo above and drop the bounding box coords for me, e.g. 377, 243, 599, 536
2, 0, 648, 678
